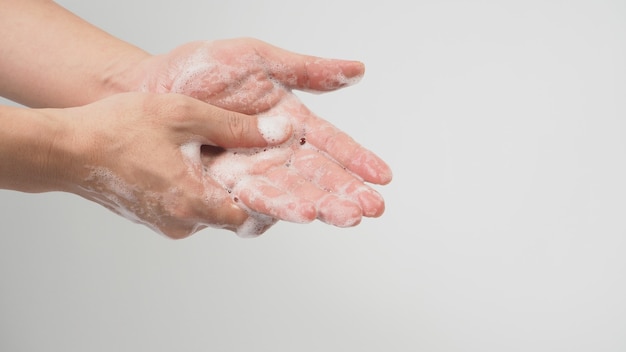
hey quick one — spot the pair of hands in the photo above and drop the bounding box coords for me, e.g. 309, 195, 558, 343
62, 38, 392, 238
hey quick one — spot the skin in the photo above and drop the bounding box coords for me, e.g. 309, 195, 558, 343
0, 93, 290, 238
0, 0, 392, 238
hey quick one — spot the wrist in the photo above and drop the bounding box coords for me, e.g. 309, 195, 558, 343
0, 105, 82, 193
0, 106, 51, 192
100, 50, 153, 97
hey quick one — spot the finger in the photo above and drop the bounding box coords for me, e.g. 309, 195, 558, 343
256, 41, 365, 92
233, 176, 317, 224
265, 168, 362, 227
273, 94, 392, 185
198, 170, 279, 239
196, 198, 251, 232
302, 115, 393, 185
162, 187, 251, 239
292, 149, 386, 218
133, 199, 249, 240
174, 96, 293, 148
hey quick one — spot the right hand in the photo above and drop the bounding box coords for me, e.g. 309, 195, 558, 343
46, 92, 305, 239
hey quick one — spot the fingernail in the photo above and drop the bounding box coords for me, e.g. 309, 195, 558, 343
257, 115, 292, 144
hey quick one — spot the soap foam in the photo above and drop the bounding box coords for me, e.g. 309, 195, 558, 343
236, 211, 277, 238
257, 115, 291, 144
318, 70, 363, 91
180, 141, 202, 166
163, 43, 283, 115
82, 167, 168, 236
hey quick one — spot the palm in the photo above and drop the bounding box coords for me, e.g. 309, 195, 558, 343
141, 39, 392, 235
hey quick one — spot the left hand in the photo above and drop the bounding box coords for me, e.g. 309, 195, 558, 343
135, 38, 392, 230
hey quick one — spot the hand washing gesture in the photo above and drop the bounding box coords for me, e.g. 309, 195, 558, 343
0, 0, 392, 238
136, 38, 393, 235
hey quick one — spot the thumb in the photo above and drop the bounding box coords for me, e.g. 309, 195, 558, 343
190, 101, 293, 148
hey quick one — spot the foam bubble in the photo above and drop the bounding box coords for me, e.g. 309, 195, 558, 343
257, 115, 291, 144
81, 167, 160, 233
168, 45, 215, 94
180, 141, 202, 165
227, 191, 278, 238
85, 167, 135, 202
328, 71, 363, 89
235, 211, 277, 238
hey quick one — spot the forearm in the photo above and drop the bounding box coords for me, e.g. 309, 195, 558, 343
0, 104, 79, 192
0, 0, 150, 108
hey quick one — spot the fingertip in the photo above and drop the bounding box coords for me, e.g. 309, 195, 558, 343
342, 60, 366, 79
297, 201, 318, 223
314, 59, 365, 91
375, 167, 394, 186
333, 60, 365, 89
317, 196, 363, 228
358, 188, 386, 218
348, 152, 393, 186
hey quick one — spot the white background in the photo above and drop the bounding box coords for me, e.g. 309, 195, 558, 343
1, 1, 626, 351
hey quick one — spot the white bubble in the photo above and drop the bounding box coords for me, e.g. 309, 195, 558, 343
257, 115, 291, 143
235, 212, 277, 238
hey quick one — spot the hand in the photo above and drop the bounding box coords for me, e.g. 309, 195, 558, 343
46, 92, 310, 239
137, 38, 393, 229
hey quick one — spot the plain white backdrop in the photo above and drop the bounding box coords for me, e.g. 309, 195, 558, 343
1, 0, 625, 351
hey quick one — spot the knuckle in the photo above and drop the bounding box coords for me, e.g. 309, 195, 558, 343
143, 93, 194, 122
169, 200, 196, 222
166, 96, 195, 122
226, 111, 251, 140
141, 93, 168, 114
